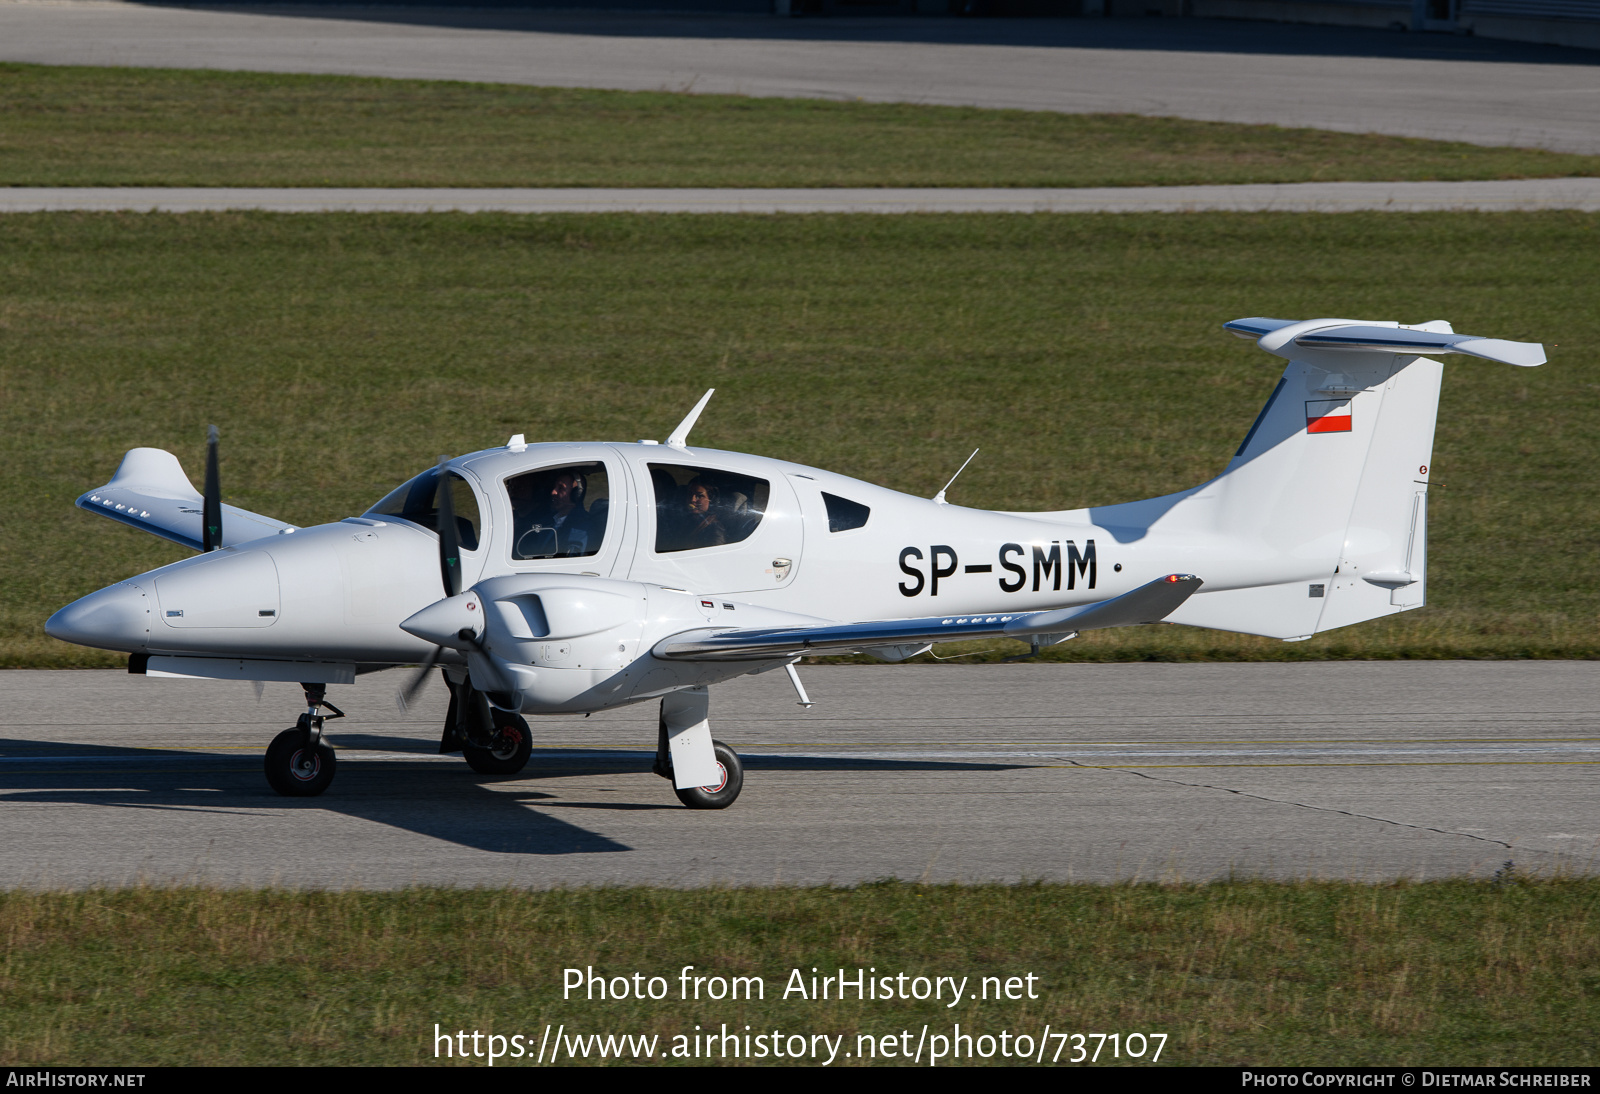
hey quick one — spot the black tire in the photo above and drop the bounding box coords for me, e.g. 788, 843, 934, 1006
264, 727, 337, 797
463, 713, 533, 776
673, 740, 743, 810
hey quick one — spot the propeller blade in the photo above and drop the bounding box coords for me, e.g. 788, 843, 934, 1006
435, 455, 461, 598
397, 645, 443, 712
202, 424, 222, 552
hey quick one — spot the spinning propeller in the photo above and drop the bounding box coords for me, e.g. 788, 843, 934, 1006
397, 457, 466, 711
201, 425, 222, 552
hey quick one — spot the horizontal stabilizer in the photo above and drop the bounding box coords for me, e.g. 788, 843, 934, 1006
77, 448, 295, 551
654, 574, 1202, 661
1223, 317, 1299, 339
1289, 325, 1545, 367
1226, 317, 1545, 367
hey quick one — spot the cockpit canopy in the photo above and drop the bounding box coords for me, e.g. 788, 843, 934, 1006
365, 467, 481, 551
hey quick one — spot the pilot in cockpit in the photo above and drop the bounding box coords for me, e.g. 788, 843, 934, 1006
510, 469, 593, 559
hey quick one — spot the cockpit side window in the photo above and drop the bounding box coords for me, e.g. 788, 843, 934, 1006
504, 462, 609, 560
650, 463, 769, 553
823, 493, 870, 532
366, 468, 481, 551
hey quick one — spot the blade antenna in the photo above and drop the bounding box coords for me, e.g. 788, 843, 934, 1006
202, 425, 223, 551
932, 448, 980, 505
666, 388, 715, 450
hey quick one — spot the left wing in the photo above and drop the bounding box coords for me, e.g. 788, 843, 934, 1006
654, 574, 1202, 661
77, 448, 296, 551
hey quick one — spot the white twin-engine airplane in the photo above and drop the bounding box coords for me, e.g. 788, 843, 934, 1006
47, 316, 1544, 809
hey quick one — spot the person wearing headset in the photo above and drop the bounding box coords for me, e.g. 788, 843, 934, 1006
513, 468, 592, 558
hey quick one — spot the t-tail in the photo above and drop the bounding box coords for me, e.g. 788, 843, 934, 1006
1084, 317, 1545, 641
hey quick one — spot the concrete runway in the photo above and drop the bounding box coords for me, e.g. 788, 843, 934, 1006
1, 3, 1597, 152
2, 662, 1595, 887
4, 180, 1600, 213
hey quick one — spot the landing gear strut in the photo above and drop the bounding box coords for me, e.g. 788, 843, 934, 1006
465, 710, 533, 776
439, 674, 533, 776
264, 682, 344, 797
654, 689, 743, 809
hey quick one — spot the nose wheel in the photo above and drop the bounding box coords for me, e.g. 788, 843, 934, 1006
264, 684, 343, 797
265, 719, 337, 797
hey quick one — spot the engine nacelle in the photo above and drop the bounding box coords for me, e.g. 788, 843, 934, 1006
419, 574, 816, 715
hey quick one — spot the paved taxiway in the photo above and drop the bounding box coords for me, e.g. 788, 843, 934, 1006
4, 180, 1599, 213
1, 4, 1597, 153
2, 662, 1595, 887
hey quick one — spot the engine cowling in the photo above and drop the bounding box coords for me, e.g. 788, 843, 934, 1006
400, 574, 817, 714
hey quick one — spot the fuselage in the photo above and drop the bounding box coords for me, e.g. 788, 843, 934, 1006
46, 439, 1326, 674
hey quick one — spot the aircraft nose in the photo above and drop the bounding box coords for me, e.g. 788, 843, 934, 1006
45, 582, 153, 651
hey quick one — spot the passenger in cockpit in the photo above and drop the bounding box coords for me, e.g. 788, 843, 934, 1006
682, 480, 728, 549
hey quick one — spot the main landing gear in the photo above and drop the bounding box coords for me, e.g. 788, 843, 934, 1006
652, 688, 744, 809
264, 682, 344, 797
438, 673, 533, 777
261, 676, 744, 809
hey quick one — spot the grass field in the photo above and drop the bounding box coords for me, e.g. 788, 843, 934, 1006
4, 211, 1596, 667
0, 879, 1594, 1066
3, 63, 1599, 188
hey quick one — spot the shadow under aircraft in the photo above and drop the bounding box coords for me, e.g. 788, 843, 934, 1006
0, 734, 1023, 858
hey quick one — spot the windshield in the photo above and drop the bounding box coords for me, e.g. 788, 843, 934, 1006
366, 467, 481, 550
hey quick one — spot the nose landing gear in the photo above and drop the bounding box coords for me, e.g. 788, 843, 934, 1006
264, 683, 344, 797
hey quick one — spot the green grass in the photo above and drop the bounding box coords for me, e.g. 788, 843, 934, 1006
3, 63, 1599, 188
0, 879, 1595, 1066
3, 211, 1596, 667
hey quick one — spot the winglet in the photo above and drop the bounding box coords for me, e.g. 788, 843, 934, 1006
666, 389, 715, 450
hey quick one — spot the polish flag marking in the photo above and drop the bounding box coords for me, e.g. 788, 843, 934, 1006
1305, 399, 1353, 434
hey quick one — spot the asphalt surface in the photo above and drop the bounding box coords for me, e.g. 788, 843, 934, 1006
4, 179, 1599, 213
3, 662, 1595, 887
1, 4, 1597, 152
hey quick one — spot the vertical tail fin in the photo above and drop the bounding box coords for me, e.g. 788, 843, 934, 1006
1152, 317, 1543, 639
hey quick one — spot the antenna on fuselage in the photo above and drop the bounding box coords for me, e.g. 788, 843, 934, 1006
932, 448, 980, 506
666, 388, 715, 450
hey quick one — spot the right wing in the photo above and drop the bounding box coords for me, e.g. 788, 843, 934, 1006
77, 448, 296, 551
654, 574, 1202, 661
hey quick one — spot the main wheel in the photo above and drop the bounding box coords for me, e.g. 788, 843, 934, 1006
463, 712, 533, 776
264, 727, 337, 797
673, 740, 743, 810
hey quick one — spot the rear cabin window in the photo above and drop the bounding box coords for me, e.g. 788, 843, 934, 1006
650, 464, 769, 553
823, 492, 870, 532
503, 463, 609, 560
366, 468, 481, 551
